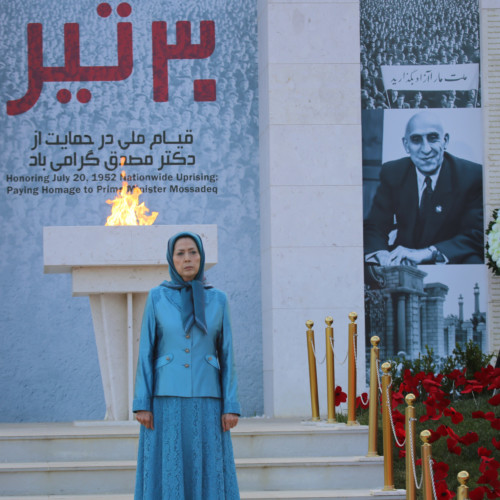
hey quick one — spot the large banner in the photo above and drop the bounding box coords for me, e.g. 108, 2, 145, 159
0, 0, 261, 421
360, 0, 488, 365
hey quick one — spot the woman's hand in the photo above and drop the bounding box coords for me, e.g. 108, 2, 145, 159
221, 413, 239, 432
136, 410, 154, 430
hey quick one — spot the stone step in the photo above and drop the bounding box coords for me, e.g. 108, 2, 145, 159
0, 461, 136, 496
233, 420, 370, 459
0, 456, 384, 496
0, 419, 394, 498
236, 456, 384, 491
0, 420, 371, 462
0, 497, 133, 500
241, 490, 406, 500
0, 422, 139, 464
0, 491, 407, 500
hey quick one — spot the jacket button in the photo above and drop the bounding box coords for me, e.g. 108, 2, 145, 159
166, 356, 171, 361
186, 334, 190, 339
208, 356, 212, 360
184, 364, 190, 368
185, 348, 190, 353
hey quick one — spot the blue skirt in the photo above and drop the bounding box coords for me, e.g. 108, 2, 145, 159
134, 397, 240, 500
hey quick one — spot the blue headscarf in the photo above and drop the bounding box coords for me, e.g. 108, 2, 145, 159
162, 231, 212, 334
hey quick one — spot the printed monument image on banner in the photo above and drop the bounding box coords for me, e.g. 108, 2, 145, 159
364, 264, 488, 364
0, 0, 261, 422
360, 0, 487, 364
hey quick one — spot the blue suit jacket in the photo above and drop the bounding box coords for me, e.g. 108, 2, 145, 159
364, 152, 484, 264
133, 284, 241, 415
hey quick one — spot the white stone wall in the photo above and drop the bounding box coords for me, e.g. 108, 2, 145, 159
481, 0, 500, 360
258, 0, 366, 417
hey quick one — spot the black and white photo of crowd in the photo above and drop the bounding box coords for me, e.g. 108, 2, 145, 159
360, 0, 480, 110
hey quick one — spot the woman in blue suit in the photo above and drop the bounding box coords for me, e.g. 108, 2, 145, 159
133, 231, 241, 499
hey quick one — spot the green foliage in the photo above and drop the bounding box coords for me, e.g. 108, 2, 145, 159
390, 345, 439, 390
390, 340, 494, 395
442, 341, 495, 379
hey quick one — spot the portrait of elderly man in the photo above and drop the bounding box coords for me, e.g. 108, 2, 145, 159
364, 110, 484, 266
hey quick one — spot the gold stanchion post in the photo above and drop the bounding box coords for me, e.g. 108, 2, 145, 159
457, 471, 470, 500
381, 362, 395, 491
421, 430, 433, 500
367, 336, 380, 457
306, 320, 320, 421
405, 393, 417, 500
325, 316, 336, 423
347, 312, 359, 426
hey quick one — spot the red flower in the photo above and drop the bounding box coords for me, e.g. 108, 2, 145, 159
422, 377, 443, 392
472, 487, 488, 500
488, 393, 500, 406
398, 448, 406, 458
487, 375, 500, 391
446, 368, 466, 385
479, 456, 500, 473
436, 424, 449, 437
461, 379, 484, 394
392, 408, 405, 424
474, 411, 495, 422
469, 486, 486, 500
438, 396, 451, 410
392, 389, 404, 408
491, 418, 500, 431
420, 412, 433, 423
432, 461, 450, 481
428, 428, 442, 444
489, 481, 500, 492
459, 431, 479, 446
401, 369, 425, 398
486, 487, 500, 500
334, 386, 347, 406
478, 446, 493, 458
475, 366, 500, 387
478, 468, 498, 485
492, 437, 500, 450
395, 421, 406, 443
446, 437, 462, 455
442, 425, 459, 441
356, 393, 369, 409
421, 395, 444, 422
444, 406, 464, 424
435, 480, 455, 499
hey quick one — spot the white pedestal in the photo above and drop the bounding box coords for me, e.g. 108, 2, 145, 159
43, 225, 218, 420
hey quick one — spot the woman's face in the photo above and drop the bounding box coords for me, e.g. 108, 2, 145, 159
172, 237, 201, 281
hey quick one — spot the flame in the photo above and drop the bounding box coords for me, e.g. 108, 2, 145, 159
105, 158, 158, 226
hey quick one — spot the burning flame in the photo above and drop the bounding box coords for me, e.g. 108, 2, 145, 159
105, 158, 158, 226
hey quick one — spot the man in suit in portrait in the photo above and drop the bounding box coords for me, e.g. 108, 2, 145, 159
364, 111, 484, 266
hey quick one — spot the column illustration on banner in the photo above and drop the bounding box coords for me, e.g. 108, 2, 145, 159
360, 0, 487, 365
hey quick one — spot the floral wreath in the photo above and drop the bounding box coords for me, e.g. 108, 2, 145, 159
486, 208, 500, 275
